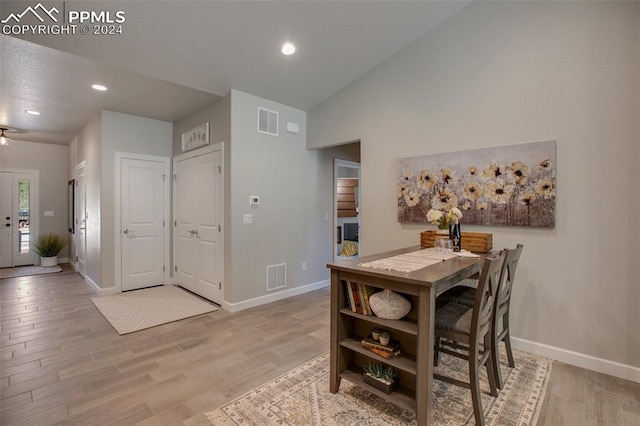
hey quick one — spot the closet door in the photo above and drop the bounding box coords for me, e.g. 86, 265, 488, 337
174, 147, 224, 304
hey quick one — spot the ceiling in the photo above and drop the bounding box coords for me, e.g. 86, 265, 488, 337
0, 1, 471, 145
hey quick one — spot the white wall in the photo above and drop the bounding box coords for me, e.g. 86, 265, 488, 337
308, 1, 640, 377
228, 90, 328, 305
0, 141, 70, 259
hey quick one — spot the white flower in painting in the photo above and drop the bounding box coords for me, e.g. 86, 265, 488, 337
485, 179, 514, 205
404, 191, 420, 207
535, 179, 555, 198
397, 183, 410, 199
401, 170, 413, 183
417, 169, 438, 191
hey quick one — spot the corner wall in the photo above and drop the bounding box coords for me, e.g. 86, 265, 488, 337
227, 90, 330, 307
308, 1, 640, 376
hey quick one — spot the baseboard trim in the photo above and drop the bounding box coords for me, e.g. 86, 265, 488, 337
223, 279, 330, 313
84, 276, 119, 296
512, 337, 640, 383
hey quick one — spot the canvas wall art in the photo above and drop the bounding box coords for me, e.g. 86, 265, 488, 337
397, 140, 556, 227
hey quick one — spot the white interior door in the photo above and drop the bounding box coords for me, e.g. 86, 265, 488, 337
121, 158, 165, 291
0, 170, 39, 267
174, 159, 198, 293
174, 146, 224, 304
75, 165, 86, 277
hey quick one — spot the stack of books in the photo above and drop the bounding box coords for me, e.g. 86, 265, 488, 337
342, 280, 377, 315
361, 336, 401, 359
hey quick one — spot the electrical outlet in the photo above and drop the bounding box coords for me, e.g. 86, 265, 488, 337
302, 262, 307, 272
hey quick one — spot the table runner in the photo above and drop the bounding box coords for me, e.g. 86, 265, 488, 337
359, 248, 459, 273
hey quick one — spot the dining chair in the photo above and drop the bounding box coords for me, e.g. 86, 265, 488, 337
436, 244, 524, 389
432, 251, 506, 426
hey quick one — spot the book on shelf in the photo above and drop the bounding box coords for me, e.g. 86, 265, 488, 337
341, 281, 353, 311
361, 337, 401, 359
349, 281, 363, 314
361, 285, 377, 316
358, 283, 370, 315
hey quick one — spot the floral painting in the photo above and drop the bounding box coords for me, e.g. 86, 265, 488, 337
397, 140, 556, 227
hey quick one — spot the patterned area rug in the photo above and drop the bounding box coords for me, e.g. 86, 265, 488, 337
206, 349, 551, 425
92, 285, 219, 334
0, 265, 62, 279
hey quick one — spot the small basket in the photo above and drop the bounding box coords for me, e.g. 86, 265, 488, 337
420, 230, 493, 253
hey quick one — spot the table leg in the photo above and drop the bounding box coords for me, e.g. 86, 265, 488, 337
329, 269, 341, 393
415, 285, 435, 425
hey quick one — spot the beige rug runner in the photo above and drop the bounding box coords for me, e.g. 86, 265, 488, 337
206, 349, 551, 425
92, 285, 219, 335
0, 265, 62, 279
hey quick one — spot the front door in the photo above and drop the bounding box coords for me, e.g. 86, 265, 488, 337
120, 157, 166, 291
174, 146, 224, 304
0, 170, 38, 267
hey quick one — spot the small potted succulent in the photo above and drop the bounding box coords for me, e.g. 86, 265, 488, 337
363, 362, 398, 394
379, 331, 391, 346
371, 327, 382, 341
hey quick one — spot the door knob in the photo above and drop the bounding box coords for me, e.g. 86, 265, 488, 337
5, 223, 10, 227
123, 229, 129, 234
5, 217, 9, 220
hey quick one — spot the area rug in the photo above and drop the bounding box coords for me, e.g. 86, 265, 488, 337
0, 265, 62, 279
205, 349, 551, 425
92, 285, 219, 334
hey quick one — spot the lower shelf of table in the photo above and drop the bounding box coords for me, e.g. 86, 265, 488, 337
339, 368, 416, 412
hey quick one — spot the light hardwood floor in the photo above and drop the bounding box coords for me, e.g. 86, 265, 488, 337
1, 266, 639, 425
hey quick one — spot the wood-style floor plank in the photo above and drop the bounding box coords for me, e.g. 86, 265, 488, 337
2, 265, 637, 425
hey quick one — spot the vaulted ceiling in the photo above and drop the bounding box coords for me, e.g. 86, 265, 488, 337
0, 1, 471, 145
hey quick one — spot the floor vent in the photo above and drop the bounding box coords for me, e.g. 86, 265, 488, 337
266, 263, 286, 291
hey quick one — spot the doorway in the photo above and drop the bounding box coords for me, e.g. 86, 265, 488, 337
115, 152, 170, 292
0, 169, 39, 267
334, 160, 360, 262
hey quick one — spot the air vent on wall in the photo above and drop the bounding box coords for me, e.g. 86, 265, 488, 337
266, 263, 286, 291
258, 107, 278, 136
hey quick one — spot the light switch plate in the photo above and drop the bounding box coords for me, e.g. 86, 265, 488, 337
44, 211, 54, 217
243, 214, 252, 224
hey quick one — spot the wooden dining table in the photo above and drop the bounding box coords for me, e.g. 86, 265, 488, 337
327, 246, 486, 425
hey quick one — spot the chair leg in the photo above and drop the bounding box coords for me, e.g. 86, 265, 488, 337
484, 333, 498, 397
469, 346, 485, 426
434, 336, 441, 366
491, 318, 504, 390
503, 315, 515, 368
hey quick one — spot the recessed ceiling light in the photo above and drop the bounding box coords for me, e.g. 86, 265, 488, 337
25, 110, 40, 115
92, 84, 108, 91
281, 42, 296, 56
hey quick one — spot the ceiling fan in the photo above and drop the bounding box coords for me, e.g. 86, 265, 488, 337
0, 128, 13, 146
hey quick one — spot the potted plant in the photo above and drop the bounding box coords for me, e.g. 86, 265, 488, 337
379, 331, 391, 346
33, 233, 67, 267
363, 362, 398, 394
371, 327, 382, 341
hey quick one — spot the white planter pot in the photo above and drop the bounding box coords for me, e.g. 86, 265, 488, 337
40, 256, 58, 267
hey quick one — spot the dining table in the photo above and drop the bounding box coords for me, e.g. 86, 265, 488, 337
327, 245, 486, 425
